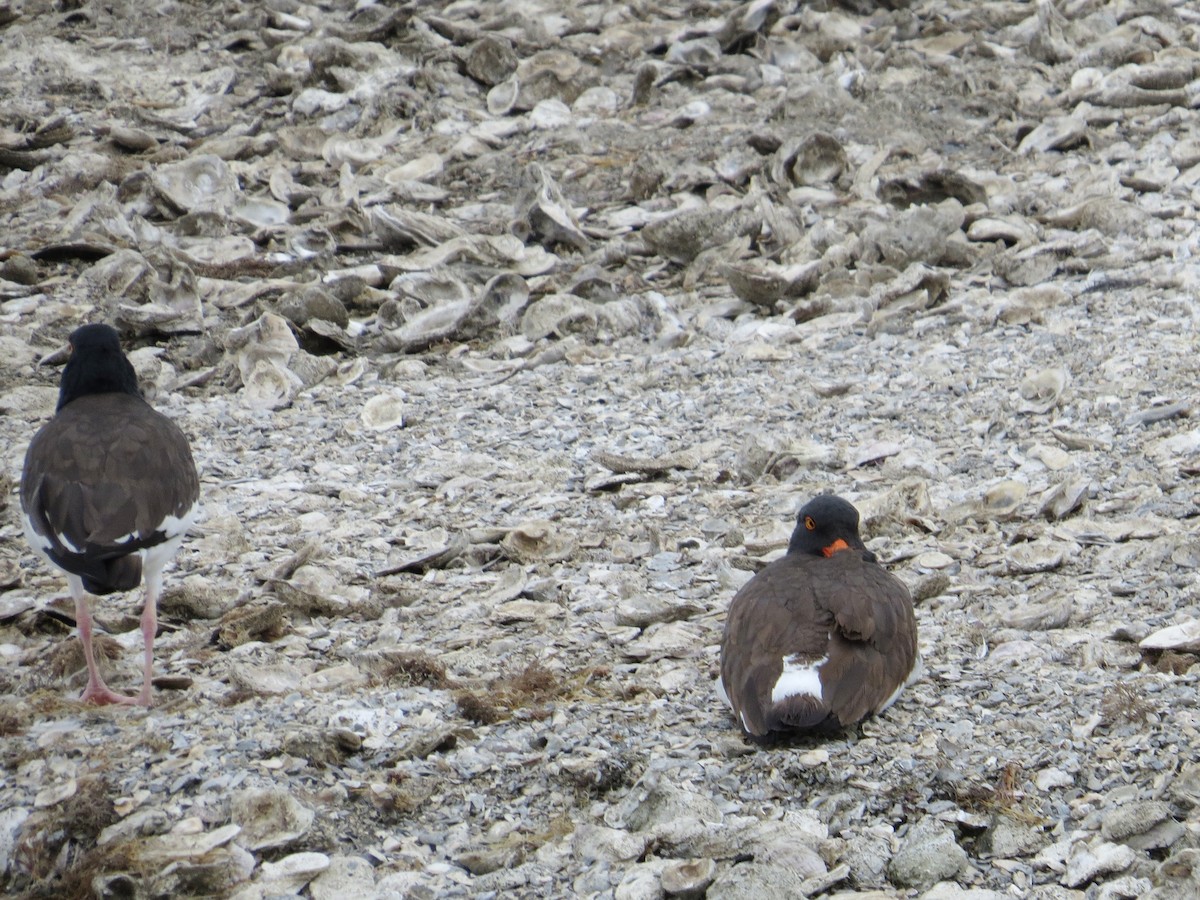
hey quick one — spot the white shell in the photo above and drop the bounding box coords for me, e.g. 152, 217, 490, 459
360, 392, 406, 431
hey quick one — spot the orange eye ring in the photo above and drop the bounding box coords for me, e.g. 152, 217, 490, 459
804, 516, 816, 531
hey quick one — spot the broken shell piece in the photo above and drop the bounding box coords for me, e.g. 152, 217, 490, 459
500, 520, 576, 564
372, 205, 465, 248
720, 259, 821, 308
487, 78, 520, 116
592, 447, 698, 475
513, 162, 588, 251
383, 153, 444, 185
151, 154, 238, 214
227, 312, 303, 408
1018, 368, 1069, 414
643, 207, 756, 265
321, 135, 389, 169
772, 133, 848, 187
513, 49, 587, 110
1028, 443, 1071, 471
464, 35, 518, 87
1006, 540, 1069, 574
852, 440, 903, 469
1018, 116, 1089, 154
521, 294, 599, 341
981, 480, 1028, 519
360, 392, 406, 431
1140, 620, 1200, 653
967, 216, 1038, 246
243, 358, 303, 410
233, 198, 290, 229
380, 531, 469, 575
377, 297, 477, 352
1040, 477, 1091, 520
376, 271, 530, 352
230, 788, 314, 852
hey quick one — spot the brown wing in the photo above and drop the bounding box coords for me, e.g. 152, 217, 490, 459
21, 393, 198, 592
814, 551, 918, 727
720, 555, 834, 737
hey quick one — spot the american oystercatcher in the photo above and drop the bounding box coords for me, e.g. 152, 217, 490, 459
718, 494, 919, 738
20, 323, 199, 706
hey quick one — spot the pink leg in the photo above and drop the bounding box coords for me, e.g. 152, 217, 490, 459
70, 577, 139, 707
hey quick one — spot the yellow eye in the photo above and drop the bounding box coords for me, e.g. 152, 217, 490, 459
804, 516, 816, 531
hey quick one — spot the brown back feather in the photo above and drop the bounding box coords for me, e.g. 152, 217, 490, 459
21, 392, 198, 593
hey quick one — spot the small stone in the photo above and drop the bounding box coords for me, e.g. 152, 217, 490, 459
1035, 767, 1074, 791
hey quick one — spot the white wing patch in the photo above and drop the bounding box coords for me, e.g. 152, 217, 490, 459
715, 676, 732, 709
159, 506, 198, 539
771, 654, 828, 704
115, 505, 199, 546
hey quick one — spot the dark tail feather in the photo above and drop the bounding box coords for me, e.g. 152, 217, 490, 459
82, 556, 142, 594
766, 695, 830, 732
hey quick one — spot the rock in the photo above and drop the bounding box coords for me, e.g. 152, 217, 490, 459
978, 813, 1046, 859
1063, 840, 1136, 888
707, 861, 808, 899
844, 829, 892, 887
615, 859, 668, 900
920, 884, 1009, 900
1100, 800, 1173, 842
229, 788, 314, 851
255, 851, 330, 893
150, 843, 256, 896
309, 855, 377, 900
887, 819, 969, 889
0, 807, 29, 881
571, 824, 649, 864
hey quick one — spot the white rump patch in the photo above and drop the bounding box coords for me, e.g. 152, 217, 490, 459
771, 654, 828, 704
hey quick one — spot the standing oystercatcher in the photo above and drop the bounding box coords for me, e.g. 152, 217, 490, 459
20, 324, 199, 706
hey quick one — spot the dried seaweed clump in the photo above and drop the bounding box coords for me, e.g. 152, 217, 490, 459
11, 775, 129, 900
456, 660, 566, 725
372, 650, 449, 688
1100, 682, 1156, 727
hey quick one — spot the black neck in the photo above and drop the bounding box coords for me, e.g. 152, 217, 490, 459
58, 350, 141, 410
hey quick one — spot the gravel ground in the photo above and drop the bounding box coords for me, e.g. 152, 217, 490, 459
2, 0, 1200, 898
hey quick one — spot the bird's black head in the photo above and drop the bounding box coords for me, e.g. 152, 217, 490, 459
787, 494, 867, 557
57, 323, 141, 411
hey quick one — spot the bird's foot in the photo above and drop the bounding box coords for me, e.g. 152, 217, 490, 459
79, 682, 149, 707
